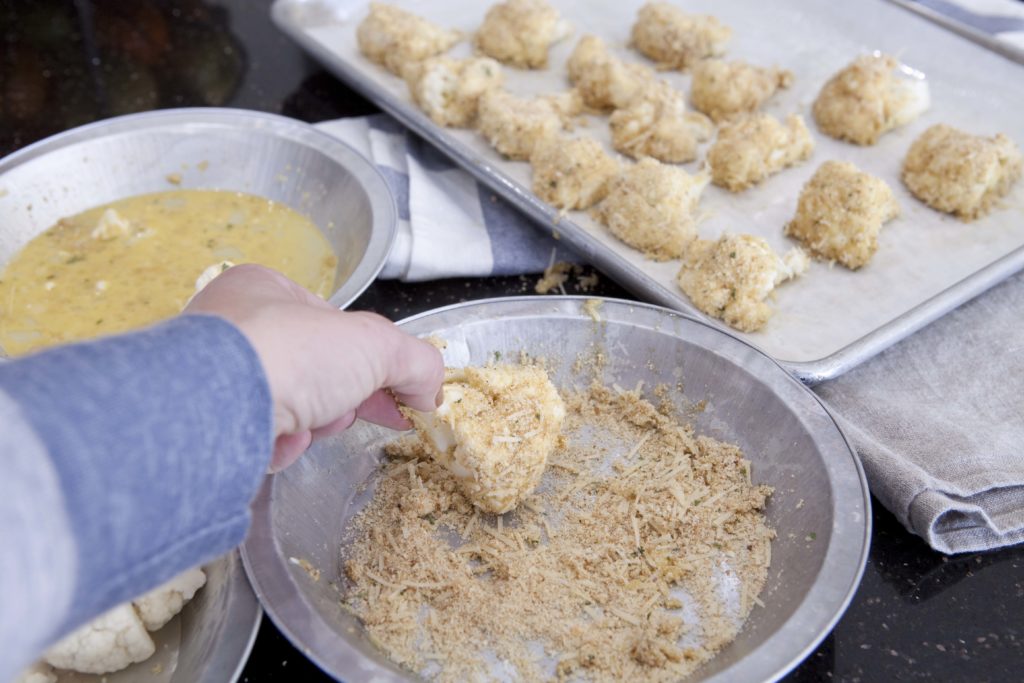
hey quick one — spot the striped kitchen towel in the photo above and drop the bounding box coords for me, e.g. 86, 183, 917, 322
315, 115, 576, 281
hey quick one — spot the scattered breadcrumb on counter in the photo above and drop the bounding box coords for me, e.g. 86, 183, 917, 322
785, 160, 900, 269
630, 2, 731, 71
677, 233, 808, 333
593, 157, 708, 261
530, 135, 620, 210
690, 59, 792, 123
405, 56, 503, 128
609, 80, 713, 163
535, 260, 600, 294
477, 88, 581, 161
342, 379, 773, 682
356, 3, 461, 79
901, 124, 1022, 221
812, 53, 930, 146
708, 113, 814, 192
567, 34, 654, 111
474, 0, 571, 69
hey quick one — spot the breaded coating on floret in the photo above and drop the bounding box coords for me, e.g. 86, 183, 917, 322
474, 0, 571, 69
405, 56, 503, 127
691, 59, 793, 123
357, 3, 461, 79
609, 80, 713, 163
902, 124, 1022, 221
531, 135, 620, 210
785, 161, 900, 270
812, 53, 930, 146
677, 233, 808, 332
593, 157, 708, 261
567, 35, 654, 111
630, 2, 731, 71
708, 113, 814, 192
477, 88, 581, 160
407, 364, 566, 514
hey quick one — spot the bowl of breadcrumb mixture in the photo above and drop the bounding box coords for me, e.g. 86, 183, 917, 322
242, 297, 870, 683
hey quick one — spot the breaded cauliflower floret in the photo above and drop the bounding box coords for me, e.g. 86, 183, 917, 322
785, 161, 900, 270
691, 59, 793, 122
530, 135, 620, 210
630, 2, 731, 71
567, 35, 654, 111
356, 3, 460, 79
593, 157, 708, 261
708, 113, 814, 192
609, 80, 713, 163
406, 55, 503, 127
477, 88, 581, 160
902, 124, 1022, 221
133, 567, 208, 631
812, 53, 930, 146
677, 233, 808, 332
474, 0, 571, 69
409, 365, 565, 514
44, 604, 156, 675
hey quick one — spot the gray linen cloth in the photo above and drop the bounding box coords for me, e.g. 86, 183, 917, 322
815, 271, 1024, 554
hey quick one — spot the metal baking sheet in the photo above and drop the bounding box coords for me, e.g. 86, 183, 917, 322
271, 0, 1024, 384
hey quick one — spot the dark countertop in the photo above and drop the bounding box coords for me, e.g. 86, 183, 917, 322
2, 1, 1022, 681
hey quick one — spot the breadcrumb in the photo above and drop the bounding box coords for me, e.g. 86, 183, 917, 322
567, 35, 654, 112
530, 135, 620, 210
477, 88, 581, 160
609, 80, 713, 163
785, 160, 900, 269
677, 233, 808, 332
593, 157, 708, 261
691, 59, 793, 123
630, 2, 731, 71
812, 53, 930, 146
357, 3, 461, 79
902, 123, 1022, 221
474, 0, 571, 69
708, 113, 814, 192
405, 56, 503, 127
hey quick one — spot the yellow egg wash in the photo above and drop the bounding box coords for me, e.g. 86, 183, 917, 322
0, 190, 338, 356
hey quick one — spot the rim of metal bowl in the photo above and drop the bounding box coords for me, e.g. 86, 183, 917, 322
0, 107, 397, 310
205, 550, 264, 683
242, 296, 871, 683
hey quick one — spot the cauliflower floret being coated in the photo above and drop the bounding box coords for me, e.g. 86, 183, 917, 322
408, 364, 566, 514
630, 2, 731, 71
609, 80, 713, 163
691, 59, 793, 123
708, 113, 814, 192
785, 160, 900, 270
677, 233, 808, 332
812, 53, 930, 146
90, 208, 133, 241
133, 567, 208, 631
356, 3, 461, 79
567, 35, 654, 112
44, 604, 156, 675
593, 157, 708, 261
902, 124, 1022, 221
530, 135, 620, 210
474, 0, 571, 69
477, 88, 581, 160
406, 56, 503, 127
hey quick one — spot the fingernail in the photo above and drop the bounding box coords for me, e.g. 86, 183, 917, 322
435, 387, 445, 407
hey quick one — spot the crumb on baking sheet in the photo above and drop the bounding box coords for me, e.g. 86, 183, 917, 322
530, 135, 620, 210
677, 233, 808, 333
785, 160, 900, 269
356, 3, 461, 79
405, 55, 503, 127
901, 123, 1022, 221
690, 59, 792, 123
812, 53, 929, 146
707, 113, 814, 192
474, 0, 571, 69
609, 80, 713, 163
630, 2, 731, 71
477, 88, 581, 161
567, 34, 654, 112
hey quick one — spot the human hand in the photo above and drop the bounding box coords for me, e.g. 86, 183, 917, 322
184, 264, 444, 471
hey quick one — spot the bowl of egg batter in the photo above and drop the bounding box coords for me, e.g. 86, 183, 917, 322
0, 107, 396, 357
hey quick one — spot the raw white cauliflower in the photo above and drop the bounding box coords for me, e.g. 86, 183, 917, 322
133, 567, 207, 631
13, 663, 56, 683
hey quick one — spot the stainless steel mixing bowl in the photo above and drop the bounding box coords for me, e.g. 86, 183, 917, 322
242, 296, 872, 683
0, 107, 396, 310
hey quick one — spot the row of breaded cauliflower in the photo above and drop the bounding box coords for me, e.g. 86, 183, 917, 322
356, 0, 1022, 332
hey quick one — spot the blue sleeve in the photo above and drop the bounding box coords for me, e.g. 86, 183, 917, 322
0, 314, 273, 679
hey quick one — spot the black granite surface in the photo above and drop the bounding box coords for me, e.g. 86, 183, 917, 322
2, 1, 1022, 681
